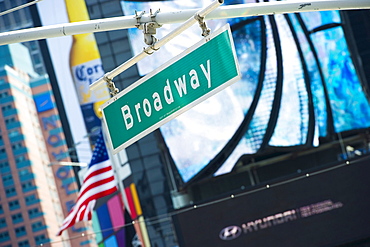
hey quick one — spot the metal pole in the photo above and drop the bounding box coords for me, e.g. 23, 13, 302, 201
157, 0, 370, 24
0, 0, 369, 46
48, 161, 88, 167
90, 0, 224, 91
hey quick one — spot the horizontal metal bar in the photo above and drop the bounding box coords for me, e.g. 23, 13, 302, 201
90, 0, 223, 91
0, 0, 369, 46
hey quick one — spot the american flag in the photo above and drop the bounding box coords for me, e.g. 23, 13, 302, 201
57, 132, 118, 236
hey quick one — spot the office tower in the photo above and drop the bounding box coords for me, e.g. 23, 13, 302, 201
0, 43, 63, 246
0, 0, 45, 75
0, 1, 95, 245
31, 64, 96, 246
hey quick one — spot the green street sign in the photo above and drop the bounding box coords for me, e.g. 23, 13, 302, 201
102, 24, 241, 153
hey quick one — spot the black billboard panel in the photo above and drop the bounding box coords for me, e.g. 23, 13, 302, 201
173, 158, 370, 247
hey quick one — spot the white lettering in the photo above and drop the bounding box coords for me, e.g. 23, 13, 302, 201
200, 60, 211, 88
143, 98, 152, 117
152, 92, 163, 111
189, 69, 200, 89
119, 60, 214, 129
135, 103, 142, 123
173, 75, 187, 97
121, 105, 133, 130
164, 79, 174, 104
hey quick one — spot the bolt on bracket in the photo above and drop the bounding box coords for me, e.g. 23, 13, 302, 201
135, 9, 162, 46
194, 14, 211, 37
104, 76, 119, 96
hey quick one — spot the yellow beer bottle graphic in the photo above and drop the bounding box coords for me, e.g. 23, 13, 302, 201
65, 0, 109, 136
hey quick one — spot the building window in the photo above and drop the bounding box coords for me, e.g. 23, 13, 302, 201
18, 168, 29, 176
0, 161, 9, 168
12, 143, 23, 150
32, 53, 41, 64
0, 231, 10, 242
25, 194, 38, 206
0, 91, 9, 98
8, 199, 20, 210
21, 181, 36, 192
11, 213, 23, 224
0, 218, 6, 228
16, 157, 30, 169
2, 174, 12, 181
18, 169, 33, 182
4, 117, 16, 124
5, 186, 16, 197
34, 234, 48, 245
2, 174, 13, 186
0, 205, 3, 214
1, 104, 12, 111
12, 10, 20, 24
15, 155, 26, 163
18, 240, 29, 247
0, 1, 5, 11
31, 221, 45, 232
8, 129, 20, 137
0, 161, 9, 171
0, 148, 5, 154
29, 41, 38, 51
28, 208, 43, 219
15, 226, 26, 237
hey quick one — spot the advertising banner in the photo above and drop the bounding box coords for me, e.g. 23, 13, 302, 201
173, 158, 370, 247
65, 0, 110, 143
122, 0, 370, 185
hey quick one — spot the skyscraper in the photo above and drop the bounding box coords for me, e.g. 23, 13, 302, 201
0, 1, 95, 245
0, 0, 45, 75
0, 43, 63, 246
0, 41, 96, 246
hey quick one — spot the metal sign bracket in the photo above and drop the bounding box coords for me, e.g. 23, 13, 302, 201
135, 9, 162, 46
104, 76, 119, 96
194, 14, 211, 37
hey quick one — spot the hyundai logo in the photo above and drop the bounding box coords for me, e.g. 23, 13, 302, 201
219, 226, 242, 241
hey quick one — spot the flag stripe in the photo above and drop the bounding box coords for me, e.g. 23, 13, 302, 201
79, 169, 115, 199
84, 166, 113, 182
79, 176, 116, 202
58, 179, 118, 235
83, 160, 112, 180
61, 179, 117, 226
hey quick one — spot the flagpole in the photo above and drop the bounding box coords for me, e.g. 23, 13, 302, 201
101, 121, 152, 246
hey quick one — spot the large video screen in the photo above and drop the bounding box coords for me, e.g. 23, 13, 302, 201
121, 0, 370, 183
